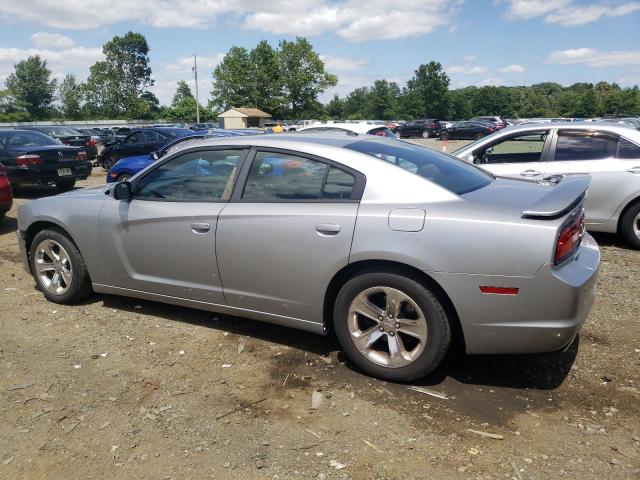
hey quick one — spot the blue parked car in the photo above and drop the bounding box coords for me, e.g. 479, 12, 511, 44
107, 129, 264, 183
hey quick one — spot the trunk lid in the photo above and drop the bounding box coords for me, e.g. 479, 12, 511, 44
9, 145, 81, 164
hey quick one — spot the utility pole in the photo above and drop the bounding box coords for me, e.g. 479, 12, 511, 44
192, 54, 200, 124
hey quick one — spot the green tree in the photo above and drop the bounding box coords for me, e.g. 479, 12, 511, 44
83, 31, 154, 118
368, 80, 400, 120
343, 87, 370, 119
326, 94, 345, 118
0, 89, 30, 122
58, 74, 82, 119
5, 55, 57, 119
210, 46, 254, 111
172, 80, 194, 106
406, 61, 450, 118
278, 37, 337, 118
249, 40, 284, 116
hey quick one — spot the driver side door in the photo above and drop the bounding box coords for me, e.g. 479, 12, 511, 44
97, 147, 248, 304
472, 130, 551, 181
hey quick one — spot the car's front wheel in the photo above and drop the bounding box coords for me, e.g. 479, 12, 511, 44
620, 202, 640, 249
29, 228, 92, 304
421, 130, 430, 139
55, 180, 76, 192
333, 271, 451, 382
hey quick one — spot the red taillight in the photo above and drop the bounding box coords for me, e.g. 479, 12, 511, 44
488, 127, 494, 132
86, 139, 96, 147
16, 154, 44, 166
76, 151, 87, 161
555, 210, 585, 264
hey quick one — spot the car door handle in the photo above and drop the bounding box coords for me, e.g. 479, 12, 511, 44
520, 170, 541, 177
315, 223, 341, 235
627, 166, 640, 174
191, 222, 210, 233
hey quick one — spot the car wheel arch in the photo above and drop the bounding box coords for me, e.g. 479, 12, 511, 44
322, 259, 466, 351
24, 221, 83, 266
617, 195, 640, 232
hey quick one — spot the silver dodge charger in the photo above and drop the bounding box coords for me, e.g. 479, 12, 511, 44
17, 134, 600, 381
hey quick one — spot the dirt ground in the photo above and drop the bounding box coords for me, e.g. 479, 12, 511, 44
1, 140, 639, 479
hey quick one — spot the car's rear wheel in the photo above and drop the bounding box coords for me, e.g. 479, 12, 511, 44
440, 132, 449, 141
55, 180, 76, 192
620, 202, 640, 249
475, 132, 484, 140
421, 130, 430, 139
29, 229, 92, 304
333, 271, 451, 382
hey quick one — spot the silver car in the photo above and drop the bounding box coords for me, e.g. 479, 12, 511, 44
16, 134, 600, 381
453, 123, 640, 248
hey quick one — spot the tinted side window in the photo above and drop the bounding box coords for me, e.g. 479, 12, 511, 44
554, 131, 618, 161
125, 132, 143, 144
618, 138, 640, 159
136, 149, 242, 201
323, 167, 355, 199
142, 131, 159, 142
242, 152, 328, 200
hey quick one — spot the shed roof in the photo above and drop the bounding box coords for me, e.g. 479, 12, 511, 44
218, 108, 272, 118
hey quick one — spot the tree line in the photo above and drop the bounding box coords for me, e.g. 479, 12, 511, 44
1, 31, 638, 123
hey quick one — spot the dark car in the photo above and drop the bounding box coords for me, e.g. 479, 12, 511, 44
24, 126, 98, 160
0, 162, 13, 221
190, 123, 217, 131
395, 119, 446, 139
0, 129, 92, 192
109, 127, 133, 141
470, 116, 507, 130
78, 128, 116, 145
440, 121, 496, 140
98, 128, 197, 169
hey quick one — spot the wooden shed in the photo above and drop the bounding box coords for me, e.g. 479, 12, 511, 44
217, 108, 272, 129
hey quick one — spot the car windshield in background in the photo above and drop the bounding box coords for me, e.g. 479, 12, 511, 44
38, 126, 83, 136
0, 130, 62, 147
345, 139, 493, 195
158, 128, 195, 139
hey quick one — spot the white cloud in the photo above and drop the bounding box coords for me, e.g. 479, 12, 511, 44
165, 54, 224, 73
0, 0, 461, 41
617, 71, 640, 87
503, 0, 640, 26
447, 65, 488, 74
0, 46, 103, 85
320, 55, 369, 72
497, 64, 525, 73
30, 32, 75, 49
479, 77, 506, 86
547, 48, 640, 67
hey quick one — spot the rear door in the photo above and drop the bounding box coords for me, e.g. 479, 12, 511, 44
545, 129, 635, 224
216, 148, 363, 326
472, 130, 550, 181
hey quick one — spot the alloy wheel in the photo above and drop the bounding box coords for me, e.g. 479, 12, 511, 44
347, 286, 428, 368
634, 211, 640, 240
34, 239, 73, 295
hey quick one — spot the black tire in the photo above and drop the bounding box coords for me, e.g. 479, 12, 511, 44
29, 228, 92, 304
440, 132, 449, 141
333, 270, 451, 382
475, 132, 484, 140
421, 130, 430, 139
117, 173, 132, 182
620, 201, 640, 249
55, 180, 76, 192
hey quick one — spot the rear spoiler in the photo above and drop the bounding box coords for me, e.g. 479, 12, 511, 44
522, 175, 591, 219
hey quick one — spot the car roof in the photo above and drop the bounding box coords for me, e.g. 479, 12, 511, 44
298, 123, 387, 134
496, 121, 640, 137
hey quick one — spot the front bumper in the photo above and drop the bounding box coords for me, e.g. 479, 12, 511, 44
431, 234, 600, 355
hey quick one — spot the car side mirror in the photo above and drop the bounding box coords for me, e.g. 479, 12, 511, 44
113, 181, 132, 200
152, 151, 159, 160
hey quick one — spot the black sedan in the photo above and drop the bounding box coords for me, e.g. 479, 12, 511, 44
395, 119, 446, 139
23, 126, 98, 160
0, 129, 92, 191
98, 128, 195, 168
440, 121, 496, 140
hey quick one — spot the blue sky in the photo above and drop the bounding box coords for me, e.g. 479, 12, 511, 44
1, 0, 639, 105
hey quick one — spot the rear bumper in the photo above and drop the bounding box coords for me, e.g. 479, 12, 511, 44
6, 162, 92, 186
431, 234, 600, 355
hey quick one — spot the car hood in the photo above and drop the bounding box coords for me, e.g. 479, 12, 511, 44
113, 154, 153, 168
57, 184, 109, 198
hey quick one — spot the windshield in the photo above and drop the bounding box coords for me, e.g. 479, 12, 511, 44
344, 139, 493, 195
0, 130, 62, 147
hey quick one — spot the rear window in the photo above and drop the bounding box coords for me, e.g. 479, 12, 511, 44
0, 130, 61, 147
345, 139, 492, 195
38, 126, 82, 136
